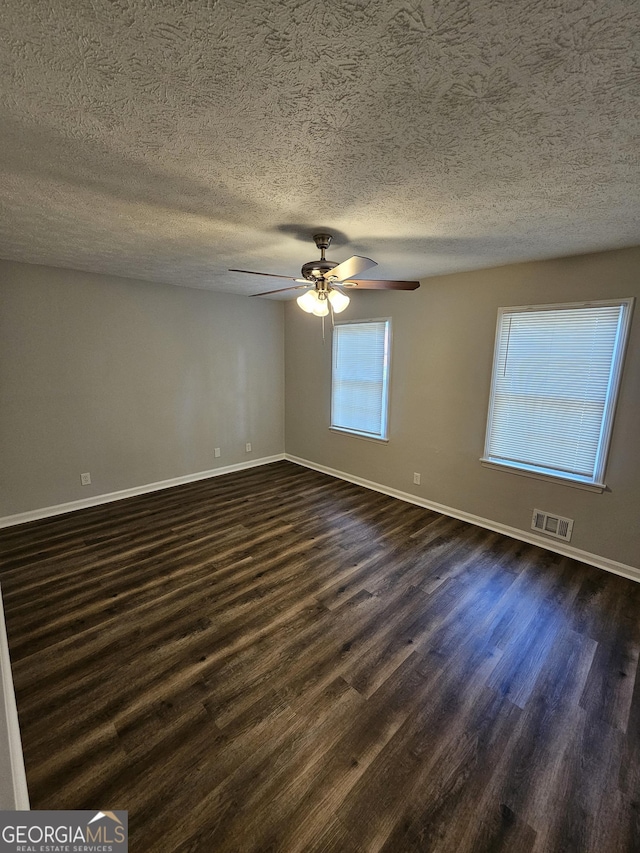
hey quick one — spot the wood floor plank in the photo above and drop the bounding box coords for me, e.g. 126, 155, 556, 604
1, 460, 638, 853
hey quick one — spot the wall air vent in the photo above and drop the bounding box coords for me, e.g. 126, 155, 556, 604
531, 509, 574, 542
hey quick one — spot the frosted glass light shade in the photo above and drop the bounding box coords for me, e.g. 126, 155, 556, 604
312, 297, 329, 317
328, 289, 350, 313
296, 290, 317, 313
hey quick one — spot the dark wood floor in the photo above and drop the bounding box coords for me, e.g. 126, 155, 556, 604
1, 461, 639, 852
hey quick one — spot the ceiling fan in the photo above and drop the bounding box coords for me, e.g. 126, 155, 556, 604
230, 233, 420, 317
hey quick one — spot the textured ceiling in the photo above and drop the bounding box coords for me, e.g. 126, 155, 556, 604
0, 0, 638, 296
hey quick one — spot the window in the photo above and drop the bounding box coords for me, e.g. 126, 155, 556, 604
331, 319, 391, 441
482, 299, 633, 490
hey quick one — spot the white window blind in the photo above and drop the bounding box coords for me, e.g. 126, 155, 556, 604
483, 300, 633, 487
331, 320, 391, 440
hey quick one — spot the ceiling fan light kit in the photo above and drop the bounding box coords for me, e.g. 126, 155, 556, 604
297, 286, 350, 315
231, 233, 420, 319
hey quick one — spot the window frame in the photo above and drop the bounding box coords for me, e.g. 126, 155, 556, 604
481, 298, 634, 492
330, 318, 392, 442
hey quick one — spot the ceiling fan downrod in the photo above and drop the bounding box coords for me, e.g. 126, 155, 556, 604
313, 233, 332, 260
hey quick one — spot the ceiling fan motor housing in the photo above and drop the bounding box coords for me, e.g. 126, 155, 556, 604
301, 258, 339, 284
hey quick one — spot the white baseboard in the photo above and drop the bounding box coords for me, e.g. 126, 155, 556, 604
0, 584, 30, 809
285, 454, 640, 585
0, 454, 286, 529
3, 451, 637, 584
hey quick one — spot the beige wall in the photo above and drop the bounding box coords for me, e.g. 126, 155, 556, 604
0, 260, 284, 517
285, 246, 640, 569
2, 249, 638, 568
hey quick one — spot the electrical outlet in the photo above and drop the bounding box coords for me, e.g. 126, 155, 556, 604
214, 447, 221, 458
246, 442, 252, 453
413, 472, 421, 485
81, 472, 91, 486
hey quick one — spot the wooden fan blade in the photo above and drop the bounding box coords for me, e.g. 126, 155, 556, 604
229, 268, 303, 281
251, 284, 312, 297
342, 279, 420, 290
324, 256, 377, 282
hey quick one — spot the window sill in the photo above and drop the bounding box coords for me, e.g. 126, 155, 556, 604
330, 428, 389, 444
479, 458, 607, 493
